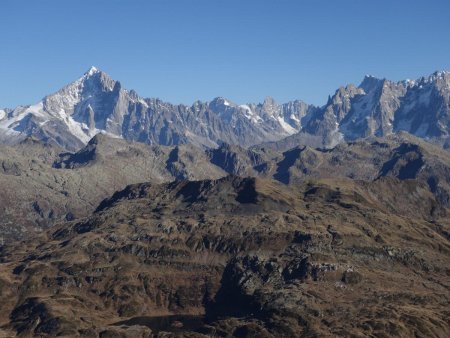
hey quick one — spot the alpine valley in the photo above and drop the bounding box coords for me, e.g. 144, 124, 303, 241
0, 68, 449, 338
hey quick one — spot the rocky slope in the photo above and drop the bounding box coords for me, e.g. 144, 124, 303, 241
1, 133, 450, 241
1, 68, 449, 151
0, 176, 448, 337
0, 134, 225, 240
266, 133, 450, 206
301, 71, 450, 147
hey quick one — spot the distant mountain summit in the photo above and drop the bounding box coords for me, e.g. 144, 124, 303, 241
0, 67, 311, 150
302, 70, 450, 147
0, 68, 449, 150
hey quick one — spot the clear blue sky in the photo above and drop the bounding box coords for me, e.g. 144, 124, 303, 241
1, 0, 449, 108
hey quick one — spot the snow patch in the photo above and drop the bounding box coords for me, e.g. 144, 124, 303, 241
277, 116, 297, 135
86, 66, 99, 76
65, 115, 122, 143
0, 102, 46, 133
290, 114, 300, 123
239, 105, 262, 123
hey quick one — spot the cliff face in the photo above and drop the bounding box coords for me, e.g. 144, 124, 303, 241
1, 69, 450, 152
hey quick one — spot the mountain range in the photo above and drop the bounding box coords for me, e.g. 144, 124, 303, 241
0, 68, 450, 337
1, 67, 449, 151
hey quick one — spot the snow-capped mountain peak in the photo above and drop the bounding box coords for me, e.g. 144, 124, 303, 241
85, 66, 101, 77
0, 68, 124, 148
210, 97, 234, 108
0, 69, 449, 151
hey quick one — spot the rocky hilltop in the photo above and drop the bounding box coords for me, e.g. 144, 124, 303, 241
0, 134, 226, 240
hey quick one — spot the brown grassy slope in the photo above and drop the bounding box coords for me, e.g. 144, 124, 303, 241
0, 176, 448, 337
1, 131, 450, 242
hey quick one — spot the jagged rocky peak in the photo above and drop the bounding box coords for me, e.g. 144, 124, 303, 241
263, 96, 276, 106
78, 66, 113, 87
81, 66, 117, 91
333, 84, 363, 101
359, 74, 386, 93
43, 66, 117, 113
83, 65, 112, 81
315, 85, 361, 124
424, 70, 450, 84
210, 97, 234, 107
128, 89, 140, 100
282, 99, 310, 111
208, 97, 236, 117
262, 96, 278, 112
85, 65, 99, 76
429, 70, 450, 91
1, 69, 449, 152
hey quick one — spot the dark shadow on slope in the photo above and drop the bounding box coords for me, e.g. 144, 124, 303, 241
378, 143, 424, 179
235, 177, 258, 204
273, 147, 303, 184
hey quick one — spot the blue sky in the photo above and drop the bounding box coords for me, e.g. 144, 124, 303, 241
1, 0, 449, 107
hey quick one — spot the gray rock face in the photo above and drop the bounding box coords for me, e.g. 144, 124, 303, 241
0, 68, 449, 151
394, 71, 450, 138
0, 68, 312, 151
0, 134, 227, 240
302, 71, 450, 147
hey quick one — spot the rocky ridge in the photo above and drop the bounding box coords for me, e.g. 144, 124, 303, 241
1, 68, 449, 151
1, 133, 450, 241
